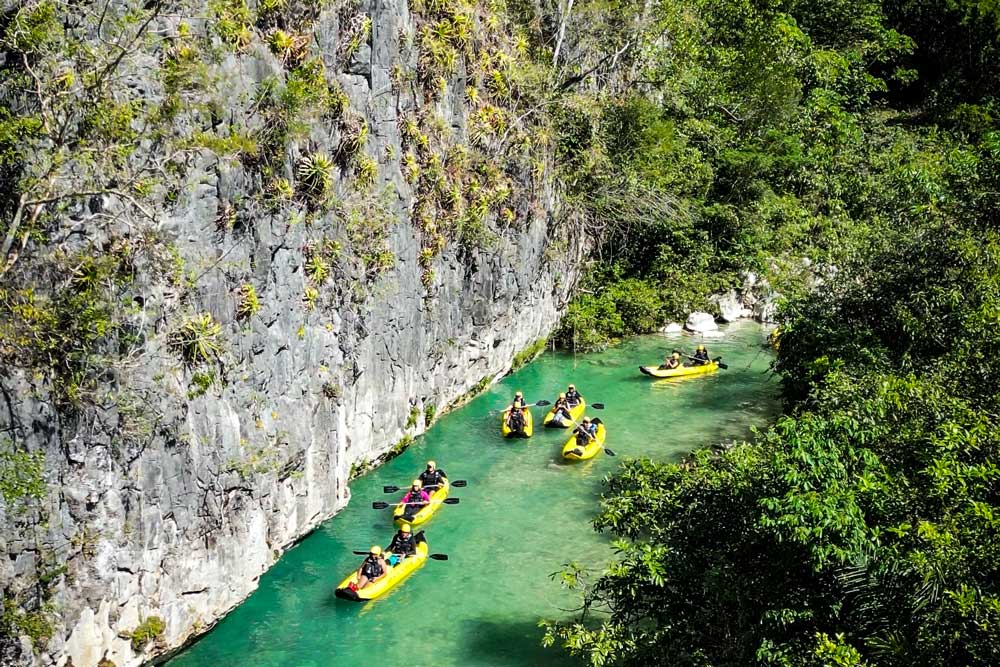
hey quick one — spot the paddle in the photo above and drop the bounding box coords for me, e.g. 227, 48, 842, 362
563, 415, 616, 456
383, 480, 467, 493
372, 498, 460, 509
492, 399, 551, 417
682, 353, 728, 370
352, 551, 449, 560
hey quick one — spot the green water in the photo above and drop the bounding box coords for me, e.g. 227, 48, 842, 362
166, 323, 779, 667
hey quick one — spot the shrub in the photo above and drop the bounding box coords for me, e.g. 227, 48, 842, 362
236, 283, 260, 320
129, 615, 165, 652
297, 153, 334, 200
171, 313, 222, 364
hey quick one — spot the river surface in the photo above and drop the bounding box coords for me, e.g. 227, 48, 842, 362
166, 323, 780, 667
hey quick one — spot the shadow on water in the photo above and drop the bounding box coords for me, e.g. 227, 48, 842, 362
458, 618, 576, 667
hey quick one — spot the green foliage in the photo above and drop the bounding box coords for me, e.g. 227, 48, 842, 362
171, 313, 222, 364
187, 371, 215, 399
297, 153, 334, 200
129, 615, 165, 652
406, 406, 420, 429
236, 282, 260, 320
209, 0, 253, 49
554, 276, 667, 351
424, 403, 437, 426
510, 338, 546, 371
1, 598, 53, 649
322, 382, 341, 400
0, 440, 45, 508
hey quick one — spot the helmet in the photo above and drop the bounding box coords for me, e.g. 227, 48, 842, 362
559, 392, 566, 399
697, 344, 705, 351
568, 384, 575, 390
426, 460, 436, 469
370, 545, 382, 556
412, 480, 422, 489
582, 417, 591, 423
515, 391, 523, 397
400, 523, 411, 533
672, 352, 680, 359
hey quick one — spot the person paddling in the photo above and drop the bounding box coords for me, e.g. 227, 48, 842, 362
418, 460, 447, 492
399, 480, 430, 521
352, 546, 387, 590
385, 523, 418, 565
506, 391, 528, 431
574, 417, 598, 446
659, 351, 682, 370
551, 393, 572, 421
564, 384, 582, 407
692, 344, 710, 365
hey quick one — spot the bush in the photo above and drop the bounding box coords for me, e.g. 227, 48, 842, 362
171, 313, 222, 364
130, 616, 165, 652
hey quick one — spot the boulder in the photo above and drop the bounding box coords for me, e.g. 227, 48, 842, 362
685, 311, 719, 333
659, 322, 684, 334
754, 294, 780, 323
710, 290, 743, 322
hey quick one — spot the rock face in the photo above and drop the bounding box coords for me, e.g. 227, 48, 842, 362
684, 311, 719, 333
710, 290, 743, 323
0, 1, 584, 665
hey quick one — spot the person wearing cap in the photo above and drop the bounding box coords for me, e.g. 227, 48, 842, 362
574, 416, 598, 445
385, 523, 418, 565
418, 460, 447, 492
659, 351, 682, 370
353, 545, 387, 590
399, 479, 430, 521
692, 344, 710, 365
564, 384, 581, 407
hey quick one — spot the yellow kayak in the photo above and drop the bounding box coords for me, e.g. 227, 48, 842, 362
561, 419, 607, 461
501, 407, 533, 438
639, 361, 719, 379
394, 479, 449, 526
543, 399, 585, 428
335, 536, 428, 601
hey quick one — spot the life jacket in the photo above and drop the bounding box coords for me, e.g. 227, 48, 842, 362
419, 469, 445, 488
694, 350, 709, 362
361, 556, 383, 579
388, 532, 417, 556
511, 397, 526, 410
565, 390, 580, 405
576, 424, 596, 445
509, 409, 525, 429
403, 489, 428, 505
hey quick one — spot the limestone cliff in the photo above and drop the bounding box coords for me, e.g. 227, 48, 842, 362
0, 0, 583, 663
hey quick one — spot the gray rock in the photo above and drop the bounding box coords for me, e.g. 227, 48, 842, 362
710, 290, 743, 322
684, 311, 719, 333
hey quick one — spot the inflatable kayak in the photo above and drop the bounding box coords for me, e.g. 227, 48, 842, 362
394, 479, 449, 526
543, 399, 585, 428
335, 534, 428, 601
501, 407, 533, 438
561, 418, 607, 461
639, 361, 719, 379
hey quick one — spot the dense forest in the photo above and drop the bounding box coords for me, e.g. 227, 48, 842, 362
545, 0, 1000, 665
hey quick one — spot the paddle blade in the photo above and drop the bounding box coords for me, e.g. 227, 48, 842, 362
535, 399, 551, 407
591, 403, 605, 410
372, 502, 389, 510
352, 550, 369, 555
429, 554, 449, 560
451, 480, 467, 487
604, 448, 617, 456
717, 362, 729, 369
382, 485, 400, 493
443, 498, 460, 504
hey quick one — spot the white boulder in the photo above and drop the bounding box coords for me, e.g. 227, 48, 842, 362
659, 322, 684, 334
685, 311, 719, 333
710, 290, 743, 323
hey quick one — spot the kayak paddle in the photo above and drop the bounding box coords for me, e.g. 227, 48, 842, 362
682, 353, 728, 370
352, 550, 449, 560
383, 480, 467, 493
562, 415, 616, 456
372, 498, 460, 509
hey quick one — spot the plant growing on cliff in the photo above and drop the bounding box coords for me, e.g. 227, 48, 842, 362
354, 155, 378, 189
171, 313, 222, 364
0, 440, 45, 508
236, 283, 260, 320
209, 0, 253, 49
296, 153, 334, 200
129, 615, 165, 652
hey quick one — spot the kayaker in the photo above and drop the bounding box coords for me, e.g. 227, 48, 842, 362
418, 460, 447, 491
507, 390, 527, 411
692, 344, 710, 365
506, 391, 528, 430
564, 384, 582, 407
552, 393, 572, 421
353, 546, 387, 590
659, 352, 682, 370
574, 417, 598, 445
385, 523, 417, 565
400, 480, 430, 521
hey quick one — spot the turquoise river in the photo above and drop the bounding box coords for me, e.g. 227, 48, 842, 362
166, 323, 780, 667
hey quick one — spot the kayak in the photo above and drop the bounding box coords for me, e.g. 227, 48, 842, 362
335, 534, 428, 601
543, 399, 585, 428
501, 407, 533, 438
394, 479, 449, 526
639, 361, 719, 379
561, 418, 607, 461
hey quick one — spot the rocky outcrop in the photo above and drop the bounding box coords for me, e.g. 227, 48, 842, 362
684, 311, 718, 333
0, 0, 584, 665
